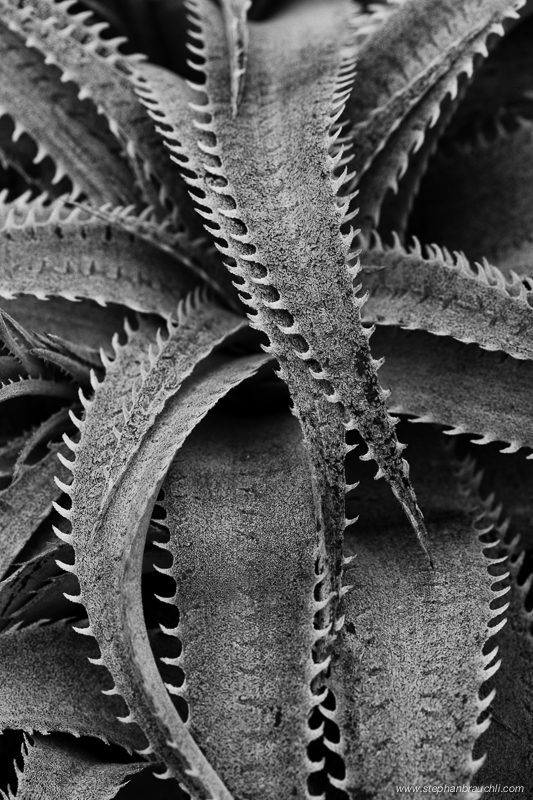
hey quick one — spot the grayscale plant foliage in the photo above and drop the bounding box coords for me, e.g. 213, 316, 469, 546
0, 0, 530, 797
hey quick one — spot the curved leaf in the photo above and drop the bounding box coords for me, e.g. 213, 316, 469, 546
0, 21, 139, 205
0, 622, 145, 749
0, 198, 196, 316
138, 0, 431, 564
0, 443, 71, 579
359, 238, 533, 360
71, 351, 270, 798
375, 327, 533, 452
329, 440, 507, 796
343, 0, 525, 227
13, 734, 145, 800
0, 0, 202, 225
0, 377, 76, 404
161, 410, 318, 798
103, 294, 246, 495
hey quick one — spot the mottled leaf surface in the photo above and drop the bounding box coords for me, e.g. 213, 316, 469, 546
374, 327, 533, 452
12, 734, 145, 800
359, 239, 533, 359
162, 410, 318, 799
0, 622, 145, 749
0, 444, 71, 579
0, 21, 138, 205
332, 438, 506, 797
73, 352, 269, 798
0, 201, 197, 315
141, 0, 430, 571
343, 0, 524, 226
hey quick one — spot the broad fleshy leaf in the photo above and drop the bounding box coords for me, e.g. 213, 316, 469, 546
138, 0, 431, 570
0, 197, 197, 315
343, 0, 525, 228
10, 734, 145, 800
375, 327, 533, 452
0, 621, 146, 748
160, 410, 319, 798
330, 433, 508, 796
0, 21, 139, 205
359, 237, 533, 360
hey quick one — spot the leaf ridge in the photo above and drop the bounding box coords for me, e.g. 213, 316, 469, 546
15, 733, 146, 800
374, 327, 533, 454
140, 0, 431, 563
0, 0, 194, 221
331, 442, 509, 796
0, 196, 198, 316
358, 233, 533, 360
0, 19, 139, 205
102, 288, 246, 498
342, 0, 525, 228
69, 351, 269, 798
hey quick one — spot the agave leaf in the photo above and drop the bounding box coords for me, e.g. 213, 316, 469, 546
31, 333, 102, 371
103, 293, 247, 495
28, 350, 91, 384
329, 441, 508, 796
0, 295, 136, 354
139, 0, 431, 568
0, 21, 139, 205
0, 197, 197, 316
473, 541, 533, 788
58, 316, 156, 559
69, 350, 270, 798
12, 733, 145, 800
59, 294, 261, 795
375, 92, 462, 239
0, 443, 71, 579
0, 621, 146, 749
0, 309, 43, 377
343, 0, 525, 229
349, 82, 467, 230
412, 119, 533, 274
359, 238, 533, 360
0, 377, 77, 405
444, 10, 533, 135
160, 410, 318, 798
374, 327, 533, 452
0, 0, 200, 223
0, 534, 168, 632
12, 406, 76, 480
0, 544, 75, 628
375, 327, 533, 452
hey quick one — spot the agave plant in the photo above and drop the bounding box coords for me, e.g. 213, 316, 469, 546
0, 0, 532, 797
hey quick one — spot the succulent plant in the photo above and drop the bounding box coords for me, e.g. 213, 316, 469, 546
0, 0, 532, 797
